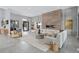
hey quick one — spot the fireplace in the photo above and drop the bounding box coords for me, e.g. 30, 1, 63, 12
46, 25, 55, 29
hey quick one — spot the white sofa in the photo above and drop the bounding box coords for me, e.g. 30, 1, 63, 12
45, 30, 67, 48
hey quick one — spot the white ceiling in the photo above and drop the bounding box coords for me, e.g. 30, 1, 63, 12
0, 6, 71, 17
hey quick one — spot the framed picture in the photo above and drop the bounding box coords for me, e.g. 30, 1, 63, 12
23, 21, 29, 31
6, 20, 9, 24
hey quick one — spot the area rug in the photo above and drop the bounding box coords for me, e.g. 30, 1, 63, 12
21, 34, 50, 52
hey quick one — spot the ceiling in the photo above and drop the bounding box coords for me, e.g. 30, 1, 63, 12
0, 6, 71, 17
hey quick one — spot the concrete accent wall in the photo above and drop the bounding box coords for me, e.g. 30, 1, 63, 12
42, 9, 62, 30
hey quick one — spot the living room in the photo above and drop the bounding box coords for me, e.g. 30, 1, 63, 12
0, 6, 79, 53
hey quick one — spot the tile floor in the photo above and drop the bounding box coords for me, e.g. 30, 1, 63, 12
0, 35, 43, 53
0, 33, 79, 53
